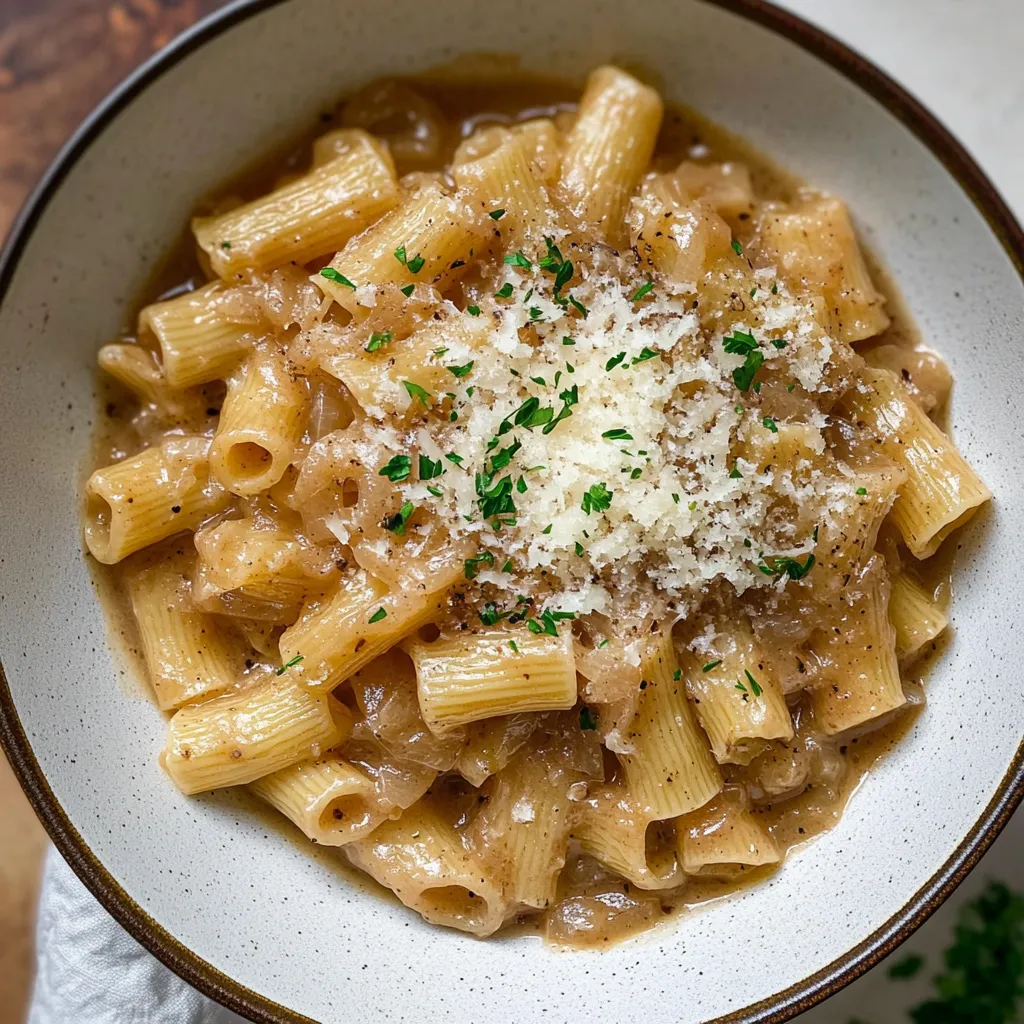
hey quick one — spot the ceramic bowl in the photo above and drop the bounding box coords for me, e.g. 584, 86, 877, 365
1, 1, 1022, 1022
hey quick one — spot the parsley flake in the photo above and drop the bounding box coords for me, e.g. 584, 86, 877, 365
581, 483, 612, 516
631, 280, 654, 302
319, 267, 356, 289
276, 654, 304, 676
464, 550, 495, 580
368, 607, 387, 624
365, 330, 392, 353
402, 381, 431, 406
418, 454, 445, 480
383, 501, 415, 535
504, 250, 532, 270
379, 455, 412, 482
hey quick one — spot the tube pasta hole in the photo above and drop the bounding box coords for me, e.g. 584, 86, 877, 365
417, 623, 441, 643
417, 885, 490, 926
341, 478, 359, 508
84, 490, 113, 558
225, 442, 274, 482
318, 795, 373, 834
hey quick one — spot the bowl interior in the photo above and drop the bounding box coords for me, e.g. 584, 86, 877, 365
1, 1, 1022, 1022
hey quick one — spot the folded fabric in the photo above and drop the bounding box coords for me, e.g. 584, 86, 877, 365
29, 846, 247, 1024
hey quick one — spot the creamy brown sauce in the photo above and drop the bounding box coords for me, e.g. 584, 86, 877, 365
87, 70, 956, 948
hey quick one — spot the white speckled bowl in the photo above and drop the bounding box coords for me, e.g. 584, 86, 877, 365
1, 1, 1022, 1022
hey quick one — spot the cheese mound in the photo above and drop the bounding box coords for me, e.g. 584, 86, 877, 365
392, 242, 839, 616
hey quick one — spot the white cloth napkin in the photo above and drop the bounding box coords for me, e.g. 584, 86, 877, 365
28, 846, 248, 1024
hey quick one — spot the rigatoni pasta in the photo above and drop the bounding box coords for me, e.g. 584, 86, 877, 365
162, 676, 351, 795
84, 435, 230, 564
85, 66, 989, 946
194, 129, 400, 278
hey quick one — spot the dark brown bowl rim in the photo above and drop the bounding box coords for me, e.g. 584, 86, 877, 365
1, 1, 1022, 1022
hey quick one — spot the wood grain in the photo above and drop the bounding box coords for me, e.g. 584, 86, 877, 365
0, 3, 227, 1020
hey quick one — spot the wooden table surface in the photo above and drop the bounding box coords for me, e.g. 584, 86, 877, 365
0, 4, 227, 1020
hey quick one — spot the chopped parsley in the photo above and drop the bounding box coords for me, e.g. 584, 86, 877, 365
602, 428, 633, 441
856, 486, 868, 495
581, 483, 612, 516
402, 380, 431, 406
495, 282, 514, 299
562, 336, 576, 346
723, 330, 759, 355
673, 668, 682, 681
394, 245, 408, 265
220, 240, 232, 250
448, 361, 474, 379
575, 541, 584, 556
579, 706, 598, 731
504, 250, 532, 270
733, 349, 765, 392
743, 669, 763, 697
763, 416, 779, 433
418, 454, 445, 480
731, 238, 743, 255
605, 352, 627, 372
464, 550, 495, 580
368, 607, 387, 624
569, 296, 588, 318
275, 654, 303, 676
702, 660, 722, 672
407, 254, 425, 274
365, 330, 392, 353
383, 501, 415, 535
426, 485, 443, 497
379, 455, 412, 482
729, 465, 743, 479
489, 209, 506, 220
319, 267, 355, 289
630, 280, 654, 302
631, 347, 660, 364
400, 283, 415, 297
760, 553, 816, 580
466, 304, 481, 316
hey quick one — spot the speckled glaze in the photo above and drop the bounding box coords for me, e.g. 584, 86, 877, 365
0, 1, 1022, 1022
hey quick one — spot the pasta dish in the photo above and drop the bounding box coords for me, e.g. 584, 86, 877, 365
82, 66, 990, 945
